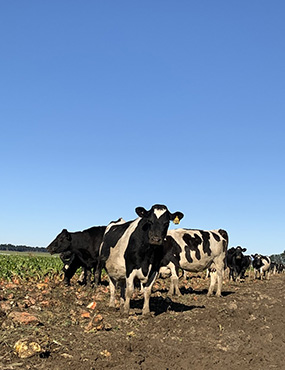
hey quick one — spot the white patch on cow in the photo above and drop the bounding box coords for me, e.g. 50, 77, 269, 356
154, 208, 166, 219
105, 218, 141, 281
131, 265, 152, 284
159, 266, 171, 278
64, 264, 69, 270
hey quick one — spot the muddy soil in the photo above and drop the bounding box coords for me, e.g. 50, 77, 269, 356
1, 271, 285, 370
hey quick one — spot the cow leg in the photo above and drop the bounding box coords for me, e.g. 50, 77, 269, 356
142, 272, 158, 316
229, 268, 234, 281
119, 280, 126, 310
169, 264, 181, 296
207, 270, 217, 296
94, 259, 103, 286
109, 277, 117, 308
63, 259, 80, 286
215, 269, 223, 297
168, 278, 175, 296
124, 276, 134, 315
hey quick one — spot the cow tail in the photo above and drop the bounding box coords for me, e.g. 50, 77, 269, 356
219, 229, 229, 270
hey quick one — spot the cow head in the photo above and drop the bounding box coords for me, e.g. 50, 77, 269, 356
251, 254, 263, 268
235, 246, 247, 260
135, 204, 184, 245
46, 229, 72, 254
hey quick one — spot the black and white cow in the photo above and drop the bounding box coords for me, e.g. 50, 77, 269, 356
160, 228, 228, 297
47, 225, 107, 286
251, 254, 271, 280
226, 246, 247, 281
96, 204, 184, 316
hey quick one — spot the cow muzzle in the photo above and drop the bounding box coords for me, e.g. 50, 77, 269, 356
46, 246, 55, 254
149, 236, 163, 245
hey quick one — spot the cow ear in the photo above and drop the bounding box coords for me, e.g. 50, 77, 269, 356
135, 207, 149, 218
62, 229, 71, 241
170, 211, 184, 224
242, 248, 247, 252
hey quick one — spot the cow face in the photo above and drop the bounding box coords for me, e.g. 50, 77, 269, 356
46, 229, 72, 254
135, 204, 184, 246
235, 246, 247, 260
252, 254, 263, 269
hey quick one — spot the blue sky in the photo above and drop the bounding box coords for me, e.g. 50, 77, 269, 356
1, 1, 284, 256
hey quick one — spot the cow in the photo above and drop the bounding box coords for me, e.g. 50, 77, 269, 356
160, 228, 228, 297
226, 246, 247, 281
240, 255, 252, 279
96, 204, 184, 316
277, 263, 285, 273
251, 254, 271, 280
47, 225, 107, 286
270, 261, 278, 275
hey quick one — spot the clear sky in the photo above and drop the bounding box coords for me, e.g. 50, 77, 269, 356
1, 1, 284, 256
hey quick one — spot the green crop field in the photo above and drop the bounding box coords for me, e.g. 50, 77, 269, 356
0, 254, 64, 281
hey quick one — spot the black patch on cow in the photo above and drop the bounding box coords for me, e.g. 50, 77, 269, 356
218, 229, 229, 252
144, 270, 158, 288
161, 236, 182, 267
212, 232, 220, 242
200, 231, 211, 256
183, 233, 202, 262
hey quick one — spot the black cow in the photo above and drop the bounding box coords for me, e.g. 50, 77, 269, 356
226, 246, 247, 281
240, 255, 252, 279
160, 228, 229, 297
277, 263, 285, 273
270, 261, 278, 275
252, 254, 271, 280
96, 204, 184, 316
47, 225, 107, 286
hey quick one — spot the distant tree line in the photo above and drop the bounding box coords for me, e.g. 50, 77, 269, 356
270, 251, 285, 264
0, 244, 48, 253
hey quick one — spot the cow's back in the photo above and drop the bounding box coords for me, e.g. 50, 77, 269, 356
84, 226, 106, 251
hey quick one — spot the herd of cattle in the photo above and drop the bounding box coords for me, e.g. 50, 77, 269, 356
47, 204, 284, 316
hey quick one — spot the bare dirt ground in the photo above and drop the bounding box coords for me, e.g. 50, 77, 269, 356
1, 271, 285, 370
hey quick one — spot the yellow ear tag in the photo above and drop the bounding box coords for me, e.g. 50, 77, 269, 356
173, 216, 180, 224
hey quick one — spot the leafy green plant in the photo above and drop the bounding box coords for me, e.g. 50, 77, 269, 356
0, 255, 63, 282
